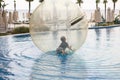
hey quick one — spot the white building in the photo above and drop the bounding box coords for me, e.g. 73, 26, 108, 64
0, 10, 8, 33
107, 8, 114, 22
94, 8, 102, 23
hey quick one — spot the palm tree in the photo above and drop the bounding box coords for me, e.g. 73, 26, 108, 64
76, 0, 83, 7
39, 0, 44, 3
25, 0, 33, 14
0, 0, 3, 8
14, 0, 16, 11
2, 2, 8, 12
96, 0, 100, 9
112, 0, 118, 11
103, 0, 108, 22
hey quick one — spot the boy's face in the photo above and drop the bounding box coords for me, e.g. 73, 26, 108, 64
61, 36, 67, 42
62, 38, 66, 42
64, 38, 66, 41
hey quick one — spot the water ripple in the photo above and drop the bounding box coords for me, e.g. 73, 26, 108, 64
0, 27, 120, 80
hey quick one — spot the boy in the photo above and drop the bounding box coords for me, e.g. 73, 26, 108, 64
56, 36, 72, 54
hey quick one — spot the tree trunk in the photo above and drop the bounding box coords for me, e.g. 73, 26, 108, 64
96, 3, 98, 9
14, 1, 16, 11
0, 2, 1, 8
114, 2, 115, 12
105, 3, 106, 22
79, 3, 81, 7
29, 1, 31, 14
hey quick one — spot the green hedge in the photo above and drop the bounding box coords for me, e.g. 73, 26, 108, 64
12, 26, 29, 34
96, 22, 114, 26
0, 33, 9, 36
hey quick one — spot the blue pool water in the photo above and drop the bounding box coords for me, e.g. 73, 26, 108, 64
0, 27, 120, 80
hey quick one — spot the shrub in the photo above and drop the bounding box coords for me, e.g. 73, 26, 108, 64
12, 26, 29, 34
0, 33, 8, 36
96, 22, 114, 26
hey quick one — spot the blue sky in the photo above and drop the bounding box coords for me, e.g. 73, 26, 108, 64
3, 0, 120, 10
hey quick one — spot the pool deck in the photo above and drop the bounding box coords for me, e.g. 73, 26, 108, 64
0, 24, 120, 36
89, 25, 120, 29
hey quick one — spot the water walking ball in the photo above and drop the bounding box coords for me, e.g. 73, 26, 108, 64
30, 0, 88, 53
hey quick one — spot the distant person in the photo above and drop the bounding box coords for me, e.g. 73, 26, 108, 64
56, 36, 72, 54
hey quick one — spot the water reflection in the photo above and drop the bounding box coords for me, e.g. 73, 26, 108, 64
57, 54, 68, 74
95, 29, 101, 41
106, 28, 112, 41
31, 51, 87, 80
94, 29, 101, 49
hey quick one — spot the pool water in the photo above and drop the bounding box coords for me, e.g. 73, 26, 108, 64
0, 27, 120, 80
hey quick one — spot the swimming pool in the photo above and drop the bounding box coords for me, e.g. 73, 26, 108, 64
0, 27, 120, 80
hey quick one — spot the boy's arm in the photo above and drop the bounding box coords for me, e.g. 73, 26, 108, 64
68, 46, 72, 50
67, 43, 72, 50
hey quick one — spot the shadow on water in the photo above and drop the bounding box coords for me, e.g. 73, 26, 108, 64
106, 28, 112, 41
31, 51, 87, 80
0, 37, 14, 80
94, 29, 101, 41
94, 29, 101, 49
12, 34, 31, 42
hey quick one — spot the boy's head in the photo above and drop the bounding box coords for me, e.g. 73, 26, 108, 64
61, 36, 66, 42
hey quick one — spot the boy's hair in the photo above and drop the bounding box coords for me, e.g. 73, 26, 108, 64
61, 36, 66, 42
